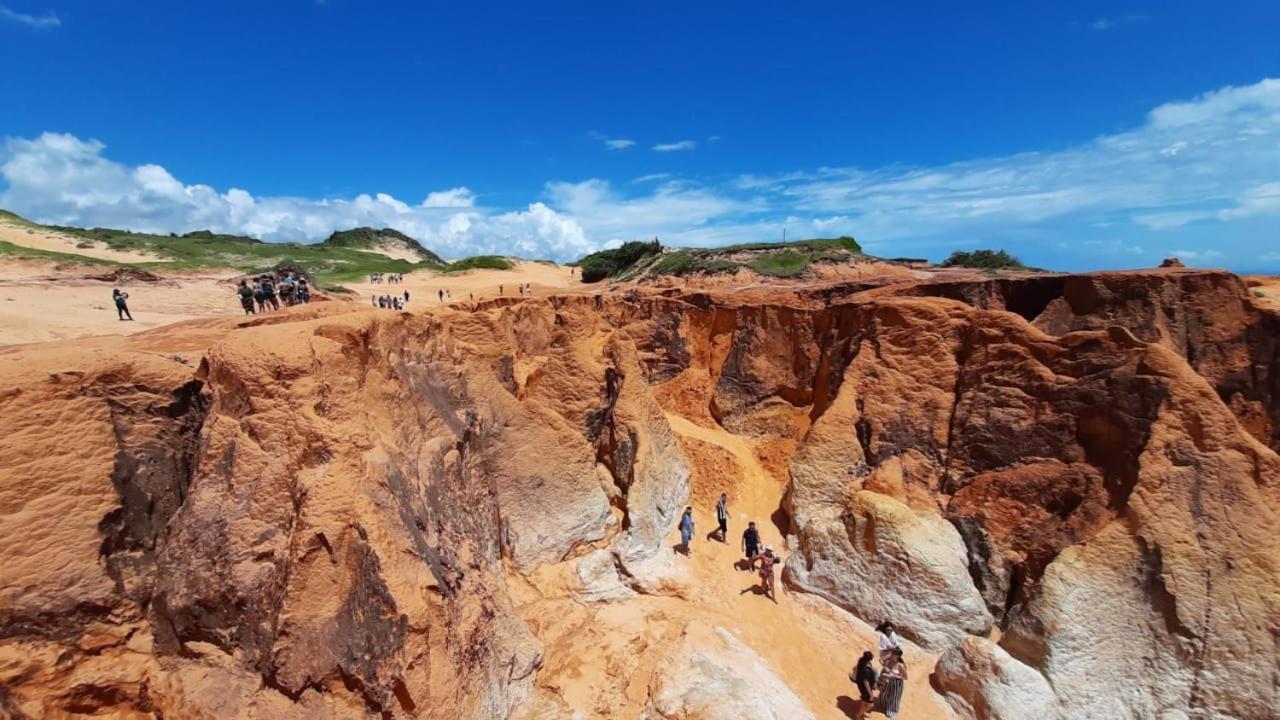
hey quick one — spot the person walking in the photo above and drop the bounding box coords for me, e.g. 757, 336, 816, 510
112, 288, 133, 321
849, 651, 877, 719
741, 521, 760, 569
715, 493, 730, 542
873, 647, 907, 718
237, 279, 255, 314
678, 506, 695, 556
750, 546, 781, 602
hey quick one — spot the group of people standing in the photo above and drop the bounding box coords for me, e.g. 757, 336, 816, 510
849, 622, 908, 718
369, 272, 403, 284
677, 495, 909, 718
374, 291, 410, 310
236, 272, 311, 314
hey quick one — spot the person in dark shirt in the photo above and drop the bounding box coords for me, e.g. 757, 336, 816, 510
850, 651, 877, 718
741, 521, 760, 568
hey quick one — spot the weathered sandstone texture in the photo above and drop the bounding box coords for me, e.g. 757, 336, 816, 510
1, 267, 1277, 719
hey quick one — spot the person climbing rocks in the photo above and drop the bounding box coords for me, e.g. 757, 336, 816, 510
112, 288, 133, 321
237, 279, 255, 315
876, 621, 902, 665
751, 546, 780, 602
873, 647, 907, 718
849, 651, 877, 719
715, 493, 730, 542
741, 521, 761, 569
678, 506, 695, 556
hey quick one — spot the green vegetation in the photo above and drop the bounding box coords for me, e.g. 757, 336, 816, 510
749, 250, 811, 277
940, 249, 1029, 270
322, 227, 444, 264
715, 235, 861, 254
576, 235, 864, 282
0, 210, 525, 288
578, 239, 662, 282
438, 255, 512, 273
1255, 289, 1268, 298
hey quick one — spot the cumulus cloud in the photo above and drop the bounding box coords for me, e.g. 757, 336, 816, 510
2, 78, 1278, 270
653, 140, 696, 152
0, 4, 59, 28
421, 187, 475, 208
737, 78, 1280, 247
0, 133, 593, 260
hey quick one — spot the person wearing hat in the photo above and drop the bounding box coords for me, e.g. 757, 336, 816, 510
750, 545, 781, 602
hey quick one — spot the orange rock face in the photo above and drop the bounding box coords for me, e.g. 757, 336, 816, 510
1, 270, 1277, 719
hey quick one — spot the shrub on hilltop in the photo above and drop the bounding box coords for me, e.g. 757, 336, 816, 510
940, 249, 1028, 270
578, 239, 662, 282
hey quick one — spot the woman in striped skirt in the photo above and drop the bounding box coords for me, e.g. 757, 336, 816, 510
873, 646, 907, 718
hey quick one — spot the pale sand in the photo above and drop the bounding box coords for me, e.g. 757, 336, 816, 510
0, 259, 591, 346
346, 260, 589, 304
0, 218, 166, 263
0, 261, 243, 346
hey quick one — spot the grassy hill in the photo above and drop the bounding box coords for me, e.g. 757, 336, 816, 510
322, 227, 445, 264
577, 235, 864, 282
0, 211, 515, 287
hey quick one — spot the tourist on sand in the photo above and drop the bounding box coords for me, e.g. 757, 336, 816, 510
261, 276, 279, 311
873, 647, 907, 718
237, 279, 255, 314
678, 506, 695, 556
438, 288, 444, 303
499, 284, 504, 296
849, 651, 877, 719
112, 288, 133, 321
404, 290, 409, 302
741, 520, 760, 568
751, 546, 780, 602
715, 492, 730, 542
876, 622, 902, 665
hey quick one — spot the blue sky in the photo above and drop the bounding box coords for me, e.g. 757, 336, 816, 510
1, 1, 1278, 270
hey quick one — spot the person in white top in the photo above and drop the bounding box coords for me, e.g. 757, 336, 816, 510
875, 621, 902, 664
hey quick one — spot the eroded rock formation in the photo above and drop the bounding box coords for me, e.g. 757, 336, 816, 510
1, 267, 1277, 719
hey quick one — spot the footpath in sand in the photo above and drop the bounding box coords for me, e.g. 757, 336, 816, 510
516, 403, 954, 719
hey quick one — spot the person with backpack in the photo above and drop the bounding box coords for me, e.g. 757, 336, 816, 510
112, 288, 133, 321
849, 651, 877, 719
237, 279, 255, 314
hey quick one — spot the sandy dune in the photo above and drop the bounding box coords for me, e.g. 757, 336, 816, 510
0, 218, 165, 263
0, 261, 242, 345
347, 260, 587, 304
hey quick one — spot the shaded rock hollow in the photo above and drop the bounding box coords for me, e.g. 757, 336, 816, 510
0, 268, 1276, 719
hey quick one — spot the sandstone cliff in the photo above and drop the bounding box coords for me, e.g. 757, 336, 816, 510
1, 268, 1277, 719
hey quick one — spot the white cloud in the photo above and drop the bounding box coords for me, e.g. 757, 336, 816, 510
0, 133, 593, 260
2, 78, 1278, 270
421, 187, 475, 208
737, 78, 1280, 245
588, 131, 635, 150
653, 140, 696, 152
0, 4, 59, 28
